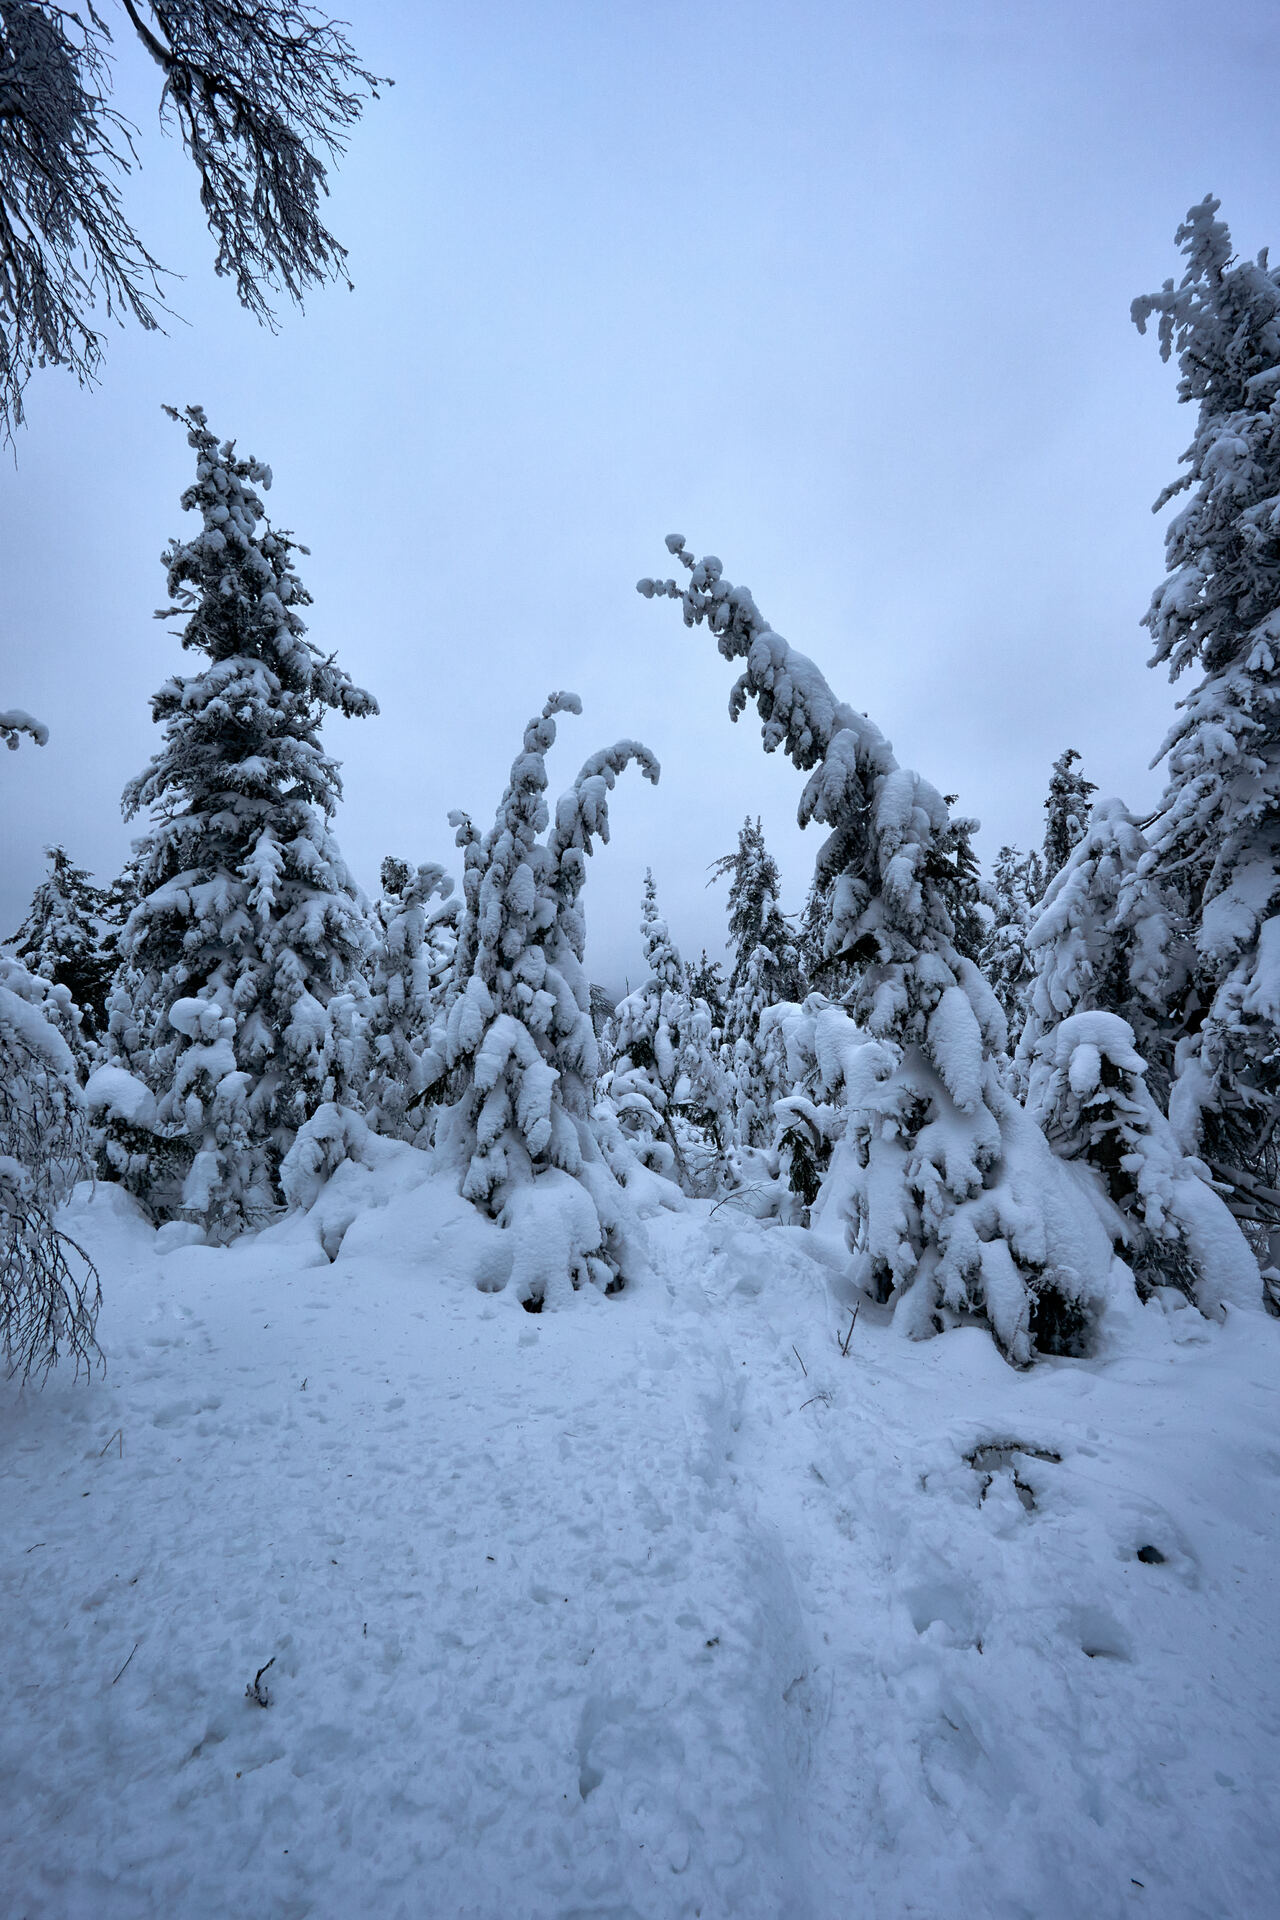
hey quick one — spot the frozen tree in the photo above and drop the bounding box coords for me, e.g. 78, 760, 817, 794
978, 845, 1042, 1052
6, 845, 113, 1065
0, 1, 385, 437
362, 855, 458, 1144
688, 950, 726, 1032
587, 982, 616, 1042
707, 819, 805, 1146
1042, 749, 1096, 884
1131, 197, 1280, 1266
1016, 800, 1175, 1097
604, 871, 725, 1190
97, 405, 376, 1237
0, 700, 100, 1374
1025, 1009, 1232, 1306
421, 694, 660, 1304
641, 539, 1120, 1363
0, 951, 100, 1379
709, 818, 804, 1021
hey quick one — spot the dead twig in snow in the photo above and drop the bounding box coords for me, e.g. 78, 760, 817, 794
111, 1641, 139, 1685
245, 1656, 275, 1706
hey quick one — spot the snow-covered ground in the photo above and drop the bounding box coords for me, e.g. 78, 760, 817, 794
3, 1163, 1278, 1920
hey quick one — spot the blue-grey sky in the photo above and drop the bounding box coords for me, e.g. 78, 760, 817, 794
4, 0, 1280, 992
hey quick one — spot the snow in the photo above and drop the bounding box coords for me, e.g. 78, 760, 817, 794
2, 1177, 1277, 1918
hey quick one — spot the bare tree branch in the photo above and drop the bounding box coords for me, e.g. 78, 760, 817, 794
0, 1, 386, 439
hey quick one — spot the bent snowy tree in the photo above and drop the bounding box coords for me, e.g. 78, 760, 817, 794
420, 694, 659, 1306
640, 539, 1117, 1364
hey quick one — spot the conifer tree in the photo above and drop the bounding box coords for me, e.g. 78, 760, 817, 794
688, 950, 727, 1032
1042, 749, 1096, 884
99, 405, 376, 1237
605, 871, 725, 1189
420, 694, 659, 1302
1131, 198, 1280, 1261
1026, 1009, 1209, 1303
641, 539, 1117, 1363
1017, 801, 1175, 1098
6, 846, 112, 1067
362, 855, 458, 1144
709, 818, 805, 1024
707, 818, 806, 1146
978, 845, 1042, 1053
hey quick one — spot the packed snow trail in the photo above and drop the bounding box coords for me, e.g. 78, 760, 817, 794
2, 1170, 1277, 1919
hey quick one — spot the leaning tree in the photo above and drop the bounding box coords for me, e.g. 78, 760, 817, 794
418, 693, 660, 1306
640, 539, 1120, 1363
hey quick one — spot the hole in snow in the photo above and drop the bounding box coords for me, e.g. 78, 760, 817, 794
1136, 1543, 1167, 1565
520, 1294, 544, 1315
966, 1439, 1061, 1509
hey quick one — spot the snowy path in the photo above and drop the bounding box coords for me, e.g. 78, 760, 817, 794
2, 1178, 1278, 1919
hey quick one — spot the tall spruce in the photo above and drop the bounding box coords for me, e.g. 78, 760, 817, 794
642, 539, 1120, 1364
420, 694, 660, 1301
101, 405, 376, 1237
363, 856, 458, 1144
1042, 749, 1096, 884
1132, 197, 1280, 1261
605, 871, 725, 1189
978, 845, 1042, 1052
709, 817, 804, 1031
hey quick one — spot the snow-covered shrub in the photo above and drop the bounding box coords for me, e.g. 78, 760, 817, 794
279, 1101, 377, 1213
641, 540, 1115, 1363
107, 405, 377, 1238
420, 693, 659, 1304
0, 956, 100, 1380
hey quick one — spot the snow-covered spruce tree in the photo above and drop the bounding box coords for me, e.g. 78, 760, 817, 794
1025, 1009, 1223, 1304
362, 856, 458, 1144
977, 845, 1043, 1054
688, 950, 727, 1033
94, 406, 377, 1238
0, 953, 101, 1380
6, 846, 113, 1069
710, 817, 805, 1024
641, 539, 1117, 1363
1131, 198, 1280, 1270
604, 870, 725, 1191
707, 817, 806, 1146
419, 694, 659, 1304
1042, 749, 1095, 885
1016, 800, 1175, 1095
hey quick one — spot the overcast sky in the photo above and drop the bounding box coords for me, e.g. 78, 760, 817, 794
4, 0, 1280, 993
